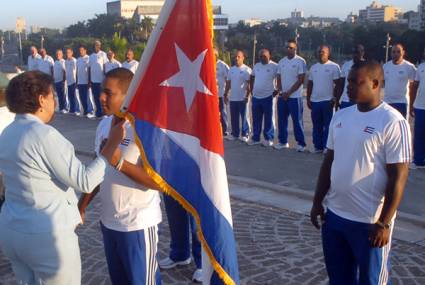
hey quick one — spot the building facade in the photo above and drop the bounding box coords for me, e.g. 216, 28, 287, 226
15, 17, 26, 33
358, 1, 403, 22
421, 0, 425, 29
107, 0, 165, 19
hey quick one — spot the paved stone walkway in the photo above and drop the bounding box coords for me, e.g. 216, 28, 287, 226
1, 198, 425, 285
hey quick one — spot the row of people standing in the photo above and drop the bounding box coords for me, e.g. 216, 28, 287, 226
216, 40, 425, 169
27, 40, 139, 118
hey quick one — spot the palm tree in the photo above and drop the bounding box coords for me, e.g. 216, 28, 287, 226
140, 16, 154, 40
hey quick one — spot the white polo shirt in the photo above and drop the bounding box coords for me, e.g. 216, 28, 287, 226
0, 107, 15, 135
95, 116, 162, 232
76, 55, 90, 85
27, 54, 41, 71
216, 60, 230, 98
89, 51, 108, 83
38, 55, 54, 76
122, 60, 139, 74
383, 60, 416, 104
227, 64, 252, 101
277, 55, 307, 98
414, 63, 425, 110
252, 61, 278, 99
53, 59, 65, 83
326, 103, 411, 223
309, 61, 341, 102
340, 60, 354, 103
105, 59, 122, 74
65, 58, 77, 86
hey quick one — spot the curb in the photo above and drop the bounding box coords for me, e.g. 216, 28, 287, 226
228, 175, 425, 228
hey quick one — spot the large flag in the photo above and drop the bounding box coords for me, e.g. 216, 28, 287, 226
122, 0, 240, 284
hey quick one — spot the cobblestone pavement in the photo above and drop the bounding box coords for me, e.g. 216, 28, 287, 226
1, 198, 425, 285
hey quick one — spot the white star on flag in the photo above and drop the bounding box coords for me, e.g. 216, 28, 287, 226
160, 44, 213, 111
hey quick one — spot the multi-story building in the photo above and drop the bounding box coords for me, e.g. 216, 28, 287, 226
15, 17, 26, 33
213, 6, 229, 31
421, 0, 425, 30
358, 1, 403, 23
291, 9, 304, 19
404, 10, 421, 30
243, 18, 265, 27
107, 0, 165, 19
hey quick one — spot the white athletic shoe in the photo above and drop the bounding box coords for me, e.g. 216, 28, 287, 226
310, 148, 324, 154
239, 136, 249, 143
247, 140, 261, 146
86, 113, 95, 119
74, 112, 81, 116
273, 143, 289, 150
262, 140, 274, 147
60, 109, 69, 114
158, 257, 191, 269
409, 163, 425, 170
192, 269, 203, 283
296, 145, 306, 152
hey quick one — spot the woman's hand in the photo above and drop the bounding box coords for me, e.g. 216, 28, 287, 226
101, 117, 126, 166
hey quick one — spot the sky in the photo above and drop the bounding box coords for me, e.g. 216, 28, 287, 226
0, 0, 420, 30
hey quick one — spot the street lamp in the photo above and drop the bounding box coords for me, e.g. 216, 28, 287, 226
383, 33, 392, 63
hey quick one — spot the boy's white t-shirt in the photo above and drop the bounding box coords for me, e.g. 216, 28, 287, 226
227, 64, 252, 101
326, 103, 411, 224
95, 116, 162, 232
38, 56, 54, 75
277, 55, 307, 98
89, 51, 108, 83
308, 60, 341, 102
65, 58, 77, 85
76, 55, 90, 85
414, 62, 425, 110
122, 60, 139, 74
252, 61, 278, 99
53, 59, 65, 83
383, 60, 416, 104
105, 59, 122, 74
216, 60, 230, 98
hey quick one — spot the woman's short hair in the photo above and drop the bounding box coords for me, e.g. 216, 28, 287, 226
6, 71, 54, 114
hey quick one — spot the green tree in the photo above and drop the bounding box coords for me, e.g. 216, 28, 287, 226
140, 16, 154, 40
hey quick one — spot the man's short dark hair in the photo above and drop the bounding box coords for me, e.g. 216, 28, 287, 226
6, 71, 54, 114
79, 45, 87, 50
105, 68, 134, 93
393, 42, 405, 51
351, 60, 384, 82
287, 39, 297, 46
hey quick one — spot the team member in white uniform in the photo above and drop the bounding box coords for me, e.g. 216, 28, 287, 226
249, 49, 278, 147
79, 68, 162, 285
307, 45, 341, 153
383, 43, 416, 118
276, 39, 307, 151
122, 49, 139, 74
53, 49, 68, 113
105, 50, 122, 73
37, 48, 54, 76
337, 44, 366, 109
27, 46, 41, 71
89, 40, 108, 117
224, 50, 252, 142
76, 45, 95, 118
65, 48, 80, 115
410, 48, 425, 169
311, 60, 411, 285
215, 48, 230, 137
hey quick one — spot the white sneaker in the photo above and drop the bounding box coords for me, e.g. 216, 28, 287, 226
239, 136, 249, 143
225, 135, 236, 141
74, 112, 81, 116
247, 140, 261, 146
192, 269, 203, 283
262, 140, 274, 147
86, 113, 95, 119
296, 145, 306, 152
410, 163, 425, 170
158, 257, 191, 269
273, 143, 289, 150
310, 148, 324, 154
60, 109, 69, 114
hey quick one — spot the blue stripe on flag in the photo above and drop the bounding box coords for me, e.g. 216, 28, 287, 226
134, 119, 240, 285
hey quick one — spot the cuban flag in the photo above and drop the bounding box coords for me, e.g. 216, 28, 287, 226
121, 0, 240, 284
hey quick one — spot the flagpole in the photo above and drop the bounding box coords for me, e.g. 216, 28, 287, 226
121, 0, 177, 112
